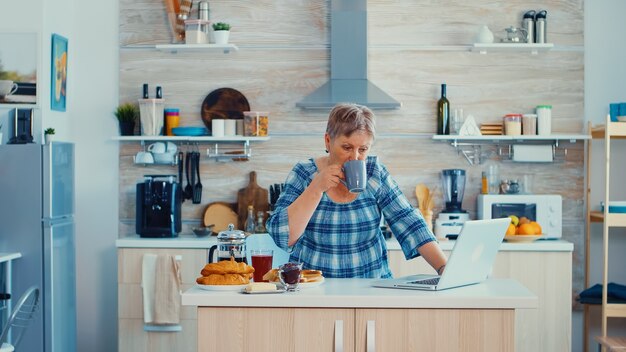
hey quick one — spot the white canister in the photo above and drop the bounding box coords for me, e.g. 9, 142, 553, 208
224, 120, 236, 136
212, 119, 225, 137
536, 105, 552, 135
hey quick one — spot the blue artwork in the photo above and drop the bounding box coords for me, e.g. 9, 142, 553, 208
51, 34, 67, 111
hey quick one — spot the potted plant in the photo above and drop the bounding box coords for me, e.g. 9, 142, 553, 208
212, 22, 231, 45
115, 102, 139, 136
44, 128, 55, 144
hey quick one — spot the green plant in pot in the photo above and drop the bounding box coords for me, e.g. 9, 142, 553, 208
212, 22, 231, 45
115, 102, 139, 136
44, 127, 55, 144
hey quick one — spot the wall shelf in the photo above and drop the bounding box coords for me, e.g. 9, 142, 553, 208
155, 43, 238, 54
113, 135, 269, 162
432, 133, 589, 165
113, 136, 269, 142
471, 43, 554, 54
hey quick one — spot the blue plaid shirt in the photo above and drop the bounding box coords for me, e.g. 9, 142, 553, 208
267, 155, 436, 278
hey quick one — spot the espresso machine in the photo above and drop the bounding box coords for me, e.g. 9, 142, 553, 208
136, 175, 182, 237
434, 169, 470, 239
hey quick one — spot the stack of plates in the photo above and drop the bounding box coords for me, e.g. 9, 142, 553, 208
480, 123, 503, 135
172, 127, 208, 136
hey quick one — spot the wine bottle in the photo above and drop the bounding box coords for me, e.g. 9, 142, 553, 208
437, 83, 450, 135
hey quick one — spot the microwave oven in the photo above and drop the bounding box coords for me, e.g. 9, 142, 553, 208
477, 194, 562, 239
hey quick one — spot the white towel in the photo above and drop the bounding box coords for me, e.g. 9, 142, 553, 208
141, 254, 158, 324
141, 254, 182, 325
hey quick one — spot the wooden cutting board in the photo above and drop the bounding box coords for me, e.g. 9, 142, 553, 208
237, 171, 269, 230
203, 202, 238, 233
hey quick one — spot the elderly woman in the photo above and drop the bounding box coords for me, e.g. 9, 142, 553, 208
266, 103, 446, 278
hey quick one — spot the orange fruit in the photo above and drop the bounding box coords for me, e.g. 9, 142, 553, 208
519, 217, 531, 225
530, 221, 542, 235
516, 223, 536, 235
506, 223, 516, 236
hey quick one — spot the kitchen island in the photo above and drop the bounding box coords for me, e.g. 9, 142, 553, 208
182, 278, 537, 352
117, 236, 572, 352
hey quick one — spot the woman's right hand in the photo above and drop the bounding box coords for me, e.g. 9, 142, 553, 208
311, 163, 344, 194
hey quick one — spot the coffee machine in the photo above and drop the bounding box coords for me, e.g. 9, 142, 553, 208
434, 169, 470, 239
136, 175, 182, 237
8, 108, 34, 144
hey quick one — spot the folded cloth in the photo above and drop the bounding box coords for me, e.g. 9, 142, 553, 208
142, 254, 182, 325
578, 282, 626, 305
154, 255, 182, 324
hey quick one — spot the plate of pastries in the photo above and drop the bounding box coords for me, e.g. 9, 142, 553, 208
196, 257, 255, 291
262, 268, 325, 289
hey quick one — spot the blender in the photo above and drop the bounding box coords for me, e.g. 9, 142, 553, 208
434, 169, 470, 239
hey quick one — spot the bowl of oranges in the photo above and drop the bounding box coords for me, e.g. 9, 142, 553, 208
504, 215, 543, 242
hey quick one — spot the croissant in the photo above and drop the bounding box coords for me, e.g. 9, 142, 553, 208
196, 273, 250, 285
201, 257, 255, 276
262, 268, 324, 283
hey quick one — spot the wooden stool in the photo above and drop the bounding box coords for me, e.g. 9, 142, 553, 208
596, 336, 626, 352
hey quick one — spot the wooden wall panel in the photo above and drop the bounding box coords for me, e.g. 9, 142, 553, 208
119, 0, 586, 298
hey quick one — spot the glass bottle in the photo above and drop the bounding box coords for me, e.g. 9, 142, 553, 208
245, 205, 255, 233
437, 83, 450, 135
254, 211, 266, 233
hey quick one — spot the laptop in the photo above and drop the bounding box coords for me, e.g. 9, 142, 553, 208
372, 218, 510, 291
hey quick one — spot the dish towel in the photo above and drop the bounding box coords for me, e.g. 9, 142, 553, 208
141, 254, 182, 330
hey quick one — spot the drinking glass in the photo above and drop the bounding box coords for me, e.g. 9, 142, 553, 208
278, 262, 303, 291
250, 249, 273, 282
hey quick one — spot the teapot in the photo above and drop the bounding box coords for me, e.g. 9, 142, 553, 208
501, 26, 528, 43
208, 224, 247, 263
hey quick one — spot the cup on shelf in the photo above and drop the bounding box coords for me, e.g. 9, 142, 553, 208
135, 151, 154, 164
212, 119, 225, 137
224, 120, 236, 136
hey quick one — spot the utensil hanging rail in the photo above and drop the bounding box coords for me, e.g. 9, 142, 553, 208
206, 140, 251, 161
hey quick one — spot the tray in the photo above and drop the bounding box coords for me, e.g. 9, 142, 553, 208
196, 283, 248, 291
200, 88, 250, 133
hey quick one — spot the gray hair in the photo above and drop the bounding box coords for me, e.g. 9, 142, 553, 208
325, 103, 376, 140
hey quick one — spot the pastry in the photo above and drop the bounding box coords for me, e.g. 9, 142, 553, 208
196, 273, 249, 285
262, 268, 324, 283
200, 257, 255, 276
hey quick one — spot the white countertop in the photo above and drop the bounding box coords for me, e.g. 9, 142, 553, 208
182, 278, 537, 309
116, 234, 573, 252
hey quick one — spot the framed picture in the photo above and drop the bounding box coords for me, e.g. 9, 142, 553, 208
50, 33, 67, 111
0, 33, 38, 105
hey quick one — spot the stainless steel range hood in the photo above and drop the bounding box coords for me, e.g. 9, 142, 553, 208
296, 0, 401, 110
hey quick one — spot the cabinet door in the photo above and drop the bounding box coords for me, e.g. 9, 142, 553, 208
118, 248, 208, 352
355, 308, 514, 352
197, 307, 355, 352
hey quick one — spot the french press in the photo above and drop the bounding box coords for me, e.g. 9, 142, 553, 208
208, 224, 247, 263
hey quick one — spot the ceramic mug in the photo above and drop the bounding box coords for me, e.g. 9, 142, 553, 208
342, 160, 367, 193
135, 151, 154, 164
147, 142, 177, 154
0, 80, 18, 97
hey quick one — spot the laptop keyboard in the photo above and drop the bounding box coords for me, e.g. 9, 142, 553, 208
407, 277, 440, 285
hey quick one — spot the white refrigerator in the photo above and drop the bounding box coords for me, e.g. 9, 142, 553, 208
0, 142, 76, 352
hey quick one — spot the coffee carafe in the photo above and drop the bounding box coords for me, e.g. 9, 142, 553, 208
208, 224, 247, 263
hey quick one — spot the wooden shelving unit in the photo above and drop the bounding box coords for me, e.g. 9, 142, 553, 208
585, 118, 626, 352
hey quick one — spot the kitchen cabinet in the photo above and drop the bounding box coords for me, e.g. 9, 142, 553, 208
197, 307, 355, 352
388, 245, 572, 352
184, 278, 533, 352
118, 248, 208, 352
195, 306, 513, 352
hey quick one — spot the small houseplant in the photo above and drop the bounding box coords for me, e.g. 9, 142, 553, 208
212, 22, 231, 45
44, 128, 55, 144
115, 102, 139, 136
